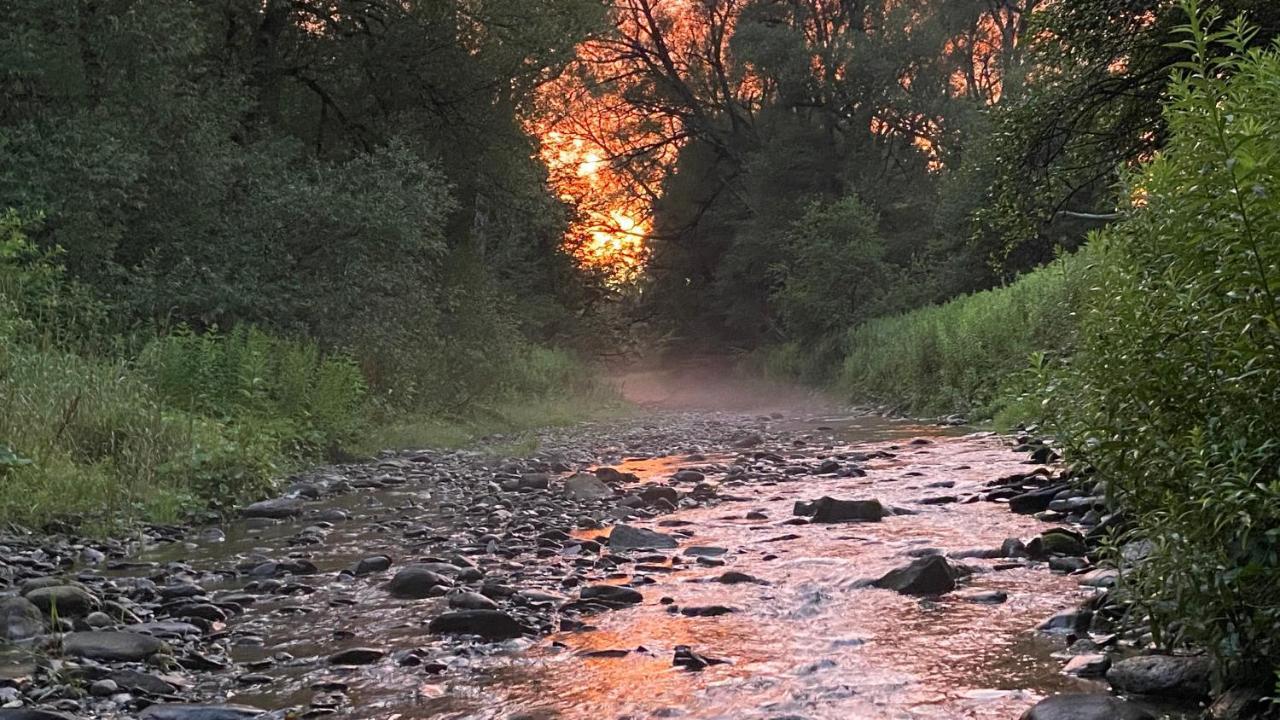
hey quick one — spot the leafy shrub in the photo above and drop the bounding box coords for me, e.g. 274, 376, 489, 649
1042, 3, 1280, 683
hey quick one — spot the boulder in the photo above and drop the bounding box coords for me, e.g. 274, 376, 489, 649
1, 596, 45, 641
873, 555, 960, 595
447, 591, 499, 610
580, 585, 643, 604
23, 585, 99, 618
348, 555, 392, 576
241, 497, 303, 519
63, 631, 165, 662
427, 610, 528, 640
562, 473, 615, 500
1039, 529, 1088, 557
809, 497, 884, 523
137, 705, 266, 720
608, 524, 678, 550
1020, 694, 1153, 720
386, 566, 452, 599
1106, 655, 1211, 699
1008, 485, 1067, 514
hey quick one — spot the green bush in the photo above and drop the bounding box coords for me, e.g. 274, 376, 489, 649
1040, 3, 1280, 683
834, 248, 1092, 415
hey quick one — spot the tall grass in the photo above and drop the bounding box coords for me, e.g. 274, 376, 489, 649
833, 248, 1094, 417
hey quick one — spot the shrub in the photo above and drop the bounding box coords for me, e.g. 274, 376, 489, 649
1042, 2, 1280, 683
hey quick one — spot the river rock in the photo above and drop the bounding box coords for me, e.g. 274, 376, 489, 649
639, 486, 679, 506
241, 497, 303, 519
0, 710, 80, 719
108, 669, 177, 695
23, 585, 99, 617
328, 647, 385, 665
1, 596, 45, 640
809, 497, 884, 523
1008, 485, 1065, 514
1106, 654, 1211, 699
580, 585, 643, 604
873, 555, 961, 595
1038, 529, 1087, 557
386, 566, 452, 599
448, 591, 499, 610
1037, 609, 1092, 635
63, 631, 165, 661
427, 610, 528, 640
608, 524, 678, 549
1063, 654, 1110, 677
563, 473, 615, 500
1020, 694, 1153, 720
349, 555, 392, 576
137, 704, 266, 719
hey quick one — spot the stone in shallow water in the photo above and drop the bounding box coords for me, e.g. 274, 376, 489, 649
328, 647, 385, 665
1019, 694, 1152, 720
809, 497, 884, 523
448, 591, 499, 610
23, 585, 99, 617
873, 555, 961, 595
137, 704, 266, 720
0, 709, 80, 720
386, 566, 452, 599
427, 610, 528, 640
63, 631, 165, 662
241, 497, 303, 519
608, 524, 678, 550
580, 585, 643, 604
1106, 655, 1211, 699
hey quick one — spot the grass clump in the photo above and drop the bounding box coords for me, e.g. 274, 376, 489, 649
832, 248, 1093, 417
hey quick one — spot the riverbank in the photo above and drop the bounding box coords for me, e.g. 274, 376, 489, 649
0, 409, 1205, 719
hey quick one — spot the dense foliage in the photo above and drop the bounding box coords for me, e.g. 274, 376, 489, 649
1041, 8, 1280, 682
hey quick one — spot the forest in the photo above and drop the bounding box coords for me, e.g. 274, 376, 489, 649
2, 0, 1279, 717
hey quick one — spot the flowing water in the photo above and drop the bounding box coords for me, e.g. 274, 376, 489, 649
114, 414, 1122, 719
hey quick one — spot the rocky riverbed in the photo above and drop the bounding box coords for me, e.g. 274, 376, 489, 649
0, 411, 1209, 719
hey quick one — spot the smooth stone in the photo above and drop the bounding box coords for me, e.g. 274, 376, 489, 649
954, 589, 1008, 604
241, 497, 303, 519
809, 496, 884, 523
1106, 654, 1211, 699
608, 524, 678, 550
23, 586, 99, 617
137, 704, 266, 719
63, 631, 165, 661
873, 555, 960, 595
349, 555, 392, 576
563, 473, 615, 500
328, 648, 385, 665
1040, 529, 1088, 556
386, 566, 452, 599
1037, 609, 1093, 635
1063, 654, 1111, 677
0, 596, 45, 640
448, 591, 499, 610
427, 610, 527, 640
0, 710, 80, 719
1019, 694, 1153, 720
580, 585, 643, 604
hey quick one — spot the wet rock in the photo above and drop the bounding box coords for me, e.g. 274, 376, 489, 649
808, 497, 884, 523
23, 585, 99, 617
1037, 609, 1092, 636
427, 610, 528, 640
608, 524, 678, 550
241, 497, 303, 519
673, 644, 727, 670
1008, 485, 1067, 514
1, 596, 45, 640
90, 679, 119, 696
328, 648, 385, 665
715, 571, 765, 585
580, 585, 643, 604
448, 591, 499, 610
673, 469, 705, 483
679, 605, 735, 617
386, 566, 452, 599
732, 433, 764, 448
684, 546, 727, 557
108, 669, 177, 695
137, 704, 266, 719
1063, 654, 1110, 677
0, 710, 80, 720
639, 486, 679, 506
999, 538, 1030, 558
63, 631, 165, 661
349, 555, 392, 576
1038, 529, 1087, 557
1019, 694, 1153, 720
873, 555, 961, 595
1106, 654, 1211, 699
953, 589, 1007, 604
562, 473, 615, 500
